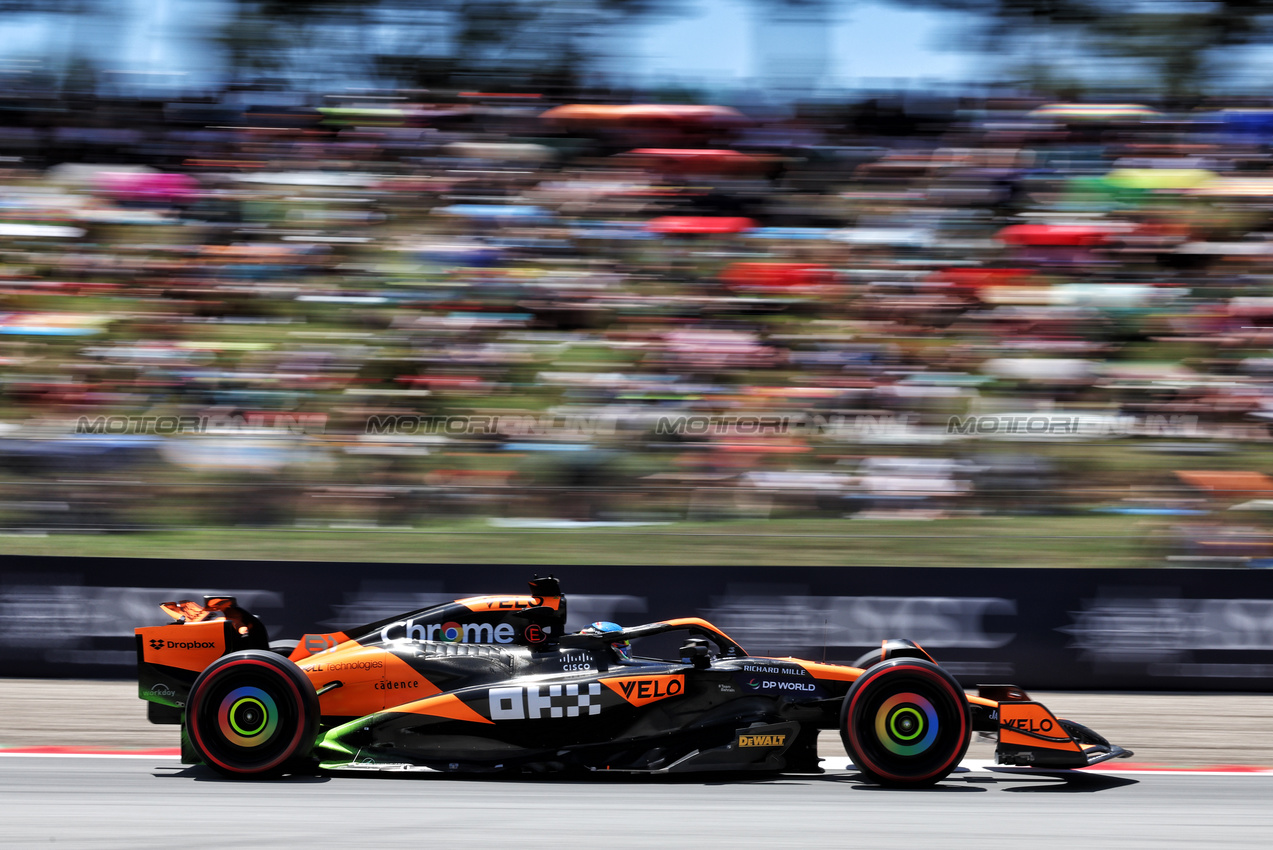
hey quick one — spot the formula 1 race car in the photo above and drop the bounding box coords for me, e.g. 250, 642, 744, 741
135, 576, 1131, 787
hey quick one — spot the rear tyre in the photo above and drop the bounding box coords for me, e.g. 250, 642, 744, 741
841, 658, 970, 787
186, 649, 319, 778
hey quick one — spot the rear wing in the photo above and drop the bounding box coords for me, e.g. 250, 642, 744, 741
135, 596, 270, 723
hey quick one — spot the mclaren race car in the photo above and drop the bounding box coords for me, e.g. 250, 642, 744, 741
135, 576, 1131, 787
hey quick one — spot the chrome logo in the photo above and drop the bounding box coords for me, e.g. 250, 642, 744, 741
217, 686, 278, 747
438, 622, 463, 643
875, 693, 938, 756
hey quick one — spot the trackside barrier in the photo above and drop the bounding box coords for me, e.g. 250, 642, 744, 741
3, 556, 1273, 691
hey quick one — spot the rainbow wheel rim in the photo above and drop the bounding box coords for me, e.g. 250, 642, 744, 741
874, 693, 938, 756
217, 686, 279, 748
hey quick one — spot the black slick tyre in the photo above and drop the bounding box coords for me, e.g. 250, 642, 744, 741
840, 658, 970, 787
186, 649, 320, 778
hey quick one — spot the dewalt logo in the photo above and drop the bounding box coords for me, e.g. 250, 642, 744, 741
738, 734, 787, 748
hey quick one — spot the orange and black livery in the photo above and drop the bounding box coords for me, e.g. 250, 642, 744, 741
135, 576, 1131, 786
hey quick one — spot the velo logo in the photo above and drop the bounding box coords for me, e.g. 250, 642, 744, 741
601, 675, 685, 707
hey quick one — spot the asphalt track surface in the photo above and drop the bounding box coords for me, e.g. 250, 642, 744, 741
2, 754, 1272, 850
4, 681, 1273, 849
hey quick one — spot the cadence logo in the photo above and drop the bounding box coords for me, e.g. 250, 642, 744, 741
374, 680, 421, 691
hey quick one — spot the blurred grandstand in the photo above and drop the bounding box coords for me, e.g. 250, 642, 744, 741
3, 81, 1273, 565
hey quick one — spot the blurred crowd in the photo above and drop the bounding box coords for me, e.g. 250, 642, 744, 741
4, 84, 1273, 549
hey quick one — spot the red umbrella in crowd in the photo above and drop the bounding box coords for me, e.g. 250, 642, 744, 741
646, 216, 755, 235
722, 262, 836, 290
619, 148, 767, 174
997, 224, 1111, 247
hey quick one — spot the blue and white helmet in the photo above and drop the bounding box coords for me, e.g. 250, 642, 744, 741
584, 620, 631, 661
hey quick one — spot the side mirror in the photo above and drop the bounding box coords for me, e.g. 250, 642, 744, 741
680, 639, 711, 668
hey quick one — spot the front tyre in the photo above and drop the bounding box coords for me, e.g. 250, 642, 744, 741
186, 649, 319, 778
841, 658, 970, 787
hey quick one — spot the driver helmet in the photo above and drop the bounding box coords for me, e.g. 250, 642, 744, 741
583, 621, 631, 661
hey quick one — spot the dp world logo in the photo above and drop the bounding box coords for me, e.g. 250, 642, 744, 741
746, 678, 761, 689
149, 638, 166, 651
